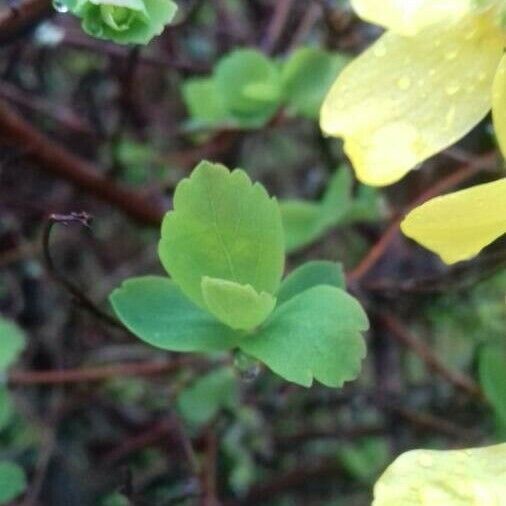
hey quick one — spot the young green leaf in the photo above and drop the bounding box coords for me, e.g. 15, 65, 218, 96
280, 166, 353, 252
0, 317, 26, 371
159, 161, 284, 310
276, 261, 345, 306
280, 200, 322, 252
373, 444, 506, 505
0, 461, 26, 504
339, 437, 390, 484
100, 493, 131, 506
110, 277, 243, 352
202, 277, 276, 331
282, 47, 348, 119
318, 166, 353, 229
479, 343, 506, 424
240, 286, 368, 387
177, 367, 238, 428
214, 49, 282, 124
182, 77, 230, 127
63, 0, 177, 45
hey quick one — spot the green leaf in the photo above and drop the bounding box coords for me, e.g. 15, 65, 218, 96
282, 47, 348, 119
159, 161, 284, 310
339, 437, 390, 483
182, 77, 230, 127
280, 200, 322, 252
281, 167, 353, 253
372, 443, 506, 505
277, 261, 345, 306
202, 277, 276, 331
0, 461, 26, 504
214, 49, 282, 124
177, 367, 238, 428
110, 277, 242, 352
240, 286, 368, 387
67, 0, 177, 45
318, 166, 353, 229
479, 343, 506, 424
0, 388, 13, 431
100, 492, 131, 506
342, 185, 383, 224
0, 317, 26, 371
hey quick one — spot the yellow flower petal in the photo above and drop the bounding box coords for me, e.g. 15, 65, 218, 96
320, 13, 504, 186
373, 444, 506, 506
351, 0, 472, 35
401, 178, 506, 264
492, 55, 506, 158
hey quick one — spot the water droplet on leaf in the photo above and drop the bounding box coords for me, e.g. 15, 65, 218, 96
52, 0, 68, 13
233, 350, 261, 383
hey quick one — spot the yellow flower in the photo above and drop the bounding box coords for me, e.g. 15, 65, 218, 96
373, 443, 506, 506
320, 0, 506, 263
401, 177, 506, 264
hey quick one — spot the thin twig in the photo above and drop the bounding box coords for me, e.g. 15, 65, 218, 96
9, 357, 201, 385
0, 99, 165, 225
348, 152, 497, 283
262, 0, 294, 54
378, 312, 483, 399
42, 212, 124, 329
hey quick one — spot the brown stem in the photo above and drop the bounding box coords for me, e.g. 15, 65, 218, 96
8, 357, 201, 385
348, 152, 497, 283
379, 311, 483, 399
0, 99, 165, 226
42, 212, 124, 329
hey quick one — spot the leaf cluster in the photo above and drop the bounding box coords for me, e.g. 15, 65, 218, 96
110, 161, 369, 387
183, 47, 348, 130
59, 0, 178, 45
280, 165, 383, 253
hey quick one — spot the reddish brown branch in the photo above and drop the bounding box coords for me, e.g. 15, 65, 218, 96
8, 357, 200, 385
348, 152, 497, 283
379, 312, 483, 399
0, 99, 165, 226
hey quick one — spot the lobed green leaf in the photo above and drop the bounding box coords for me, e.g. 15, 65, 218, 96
282, 47, 348, 119
202, 277, 276, 331
240, 285, 368, 387
159, 161, 284, 310
276, 261, 345, 306
110, 276, 243, 352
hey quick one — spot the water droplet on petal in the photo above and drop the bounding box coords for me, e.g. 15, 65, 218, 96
465, 28, 478, 40
397, 77, 411, 90
478, 71, 488, 82
445, 49, 459, 60
445, 83, 460, 95
445, 107, 456, 129
52, 0, 68, 12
